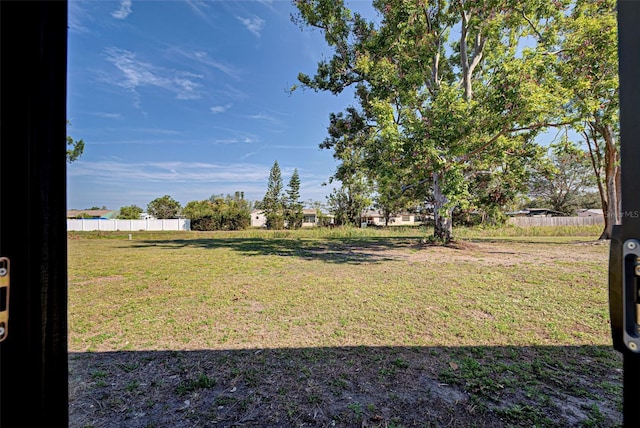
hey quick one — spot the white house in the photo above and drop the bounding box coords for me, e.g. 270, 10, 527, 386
577, 208, 604, 217
361, 210, 416, 226
251, 210, 267, 228
250, 209, 333, 228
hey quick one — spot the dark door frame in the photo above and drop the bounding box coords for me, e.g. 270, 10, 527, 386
612, 1, 640, 427
1, 1, 69, 425
1, 1, 639, 426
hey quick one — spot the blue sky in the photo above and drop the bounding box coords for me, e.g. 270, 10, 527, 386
67, 0, 377, 211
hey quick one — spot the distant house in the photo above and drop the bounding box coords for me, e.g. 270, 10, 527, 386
577, 208, 604, 217
302, 209, 319, 227
250, 209, 333, 228
302, 209, 316, 226
506, 210, 530, 217
302, 209, 335, 227
506, 208, 564, 217
66, 209, 117, 219
361, 210, 416, 226
251, 210, 267, 228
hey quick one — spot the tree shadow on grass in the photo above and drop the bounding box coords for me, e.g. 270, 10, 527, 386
129, 237, 422, 264
464, 237, 606, 246
122, 234, 606, 265
69, 345, 623, 428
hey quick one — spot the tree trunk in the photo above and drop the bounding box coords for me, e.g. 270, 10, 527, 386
599, 123, 621, 240
432, 172, 453, 243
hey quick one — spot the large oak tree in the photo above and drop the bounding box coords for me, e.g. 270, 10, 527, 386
293, 0, 571, 242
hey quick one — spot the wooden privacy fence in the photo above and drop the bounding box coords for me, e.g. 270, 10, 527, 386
67, 218, 191, 231
507, 216, 604, 227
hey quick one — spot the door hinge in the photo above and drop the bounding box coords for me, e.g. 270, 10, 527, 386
0, 257, 10, 341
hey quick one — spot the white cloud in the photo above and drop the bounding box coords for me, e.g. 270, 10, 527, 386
69, 160, 271, 183
237, 16, 265, 38
257, 0, 276, 12
210, 104, 232, 114
174, 72, 204, 100
268, 144, 319, 150
215, 84, 248, 102
67, 160, 277, 209
247, 111, 286, 132
92, 112, 123, 119
248, 112, 274, 121
248, 113, 283, 126
211, 136, 258, 144
86, 131, 257, 146
84, 139, 179, 146
182, 50, 242, 81
185, 0, 212, 22
68, 1, 92, 34
240, 151, 258, 160
104, 47, 203, 103
112, 0, 133, 19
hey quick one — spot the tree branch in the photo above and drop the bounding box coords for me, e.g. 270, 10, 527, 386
460, 119, 578, 165
467, 33, 485, 77
518, 8, 545, 43
401, 177, 430, 194
583, 126, 606, 209
508, 120, 577, 133
458, 2, 472, 99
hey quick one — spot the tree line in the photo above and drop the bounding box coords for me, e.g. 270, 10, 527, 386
109, 161, 312, 231
93, 141, 600, 232
114, 193, 253, 231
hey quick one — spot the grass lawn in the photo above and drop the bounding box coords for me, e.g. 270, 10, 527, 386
67, 225, 622, 427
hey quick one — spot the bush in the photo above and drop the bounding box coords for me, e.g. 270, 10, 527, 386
191, 216, 220, 231
453, 210, 483, 227
190, 213, 250, 231
265, 213, 285, 230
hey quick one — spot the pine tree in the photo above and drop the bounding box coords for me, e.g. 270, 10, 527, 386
285, 168, 304, 229
262, 161, 284, 229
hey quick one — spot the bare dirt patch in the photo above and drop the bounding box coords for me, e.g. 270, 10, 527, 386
345, 238, 607, 268
69, 345, 622, 428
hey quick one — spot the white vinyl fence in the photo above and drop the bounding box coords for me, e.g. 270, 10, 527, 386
67, 218, 191, 231
507, 216, 604, 227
